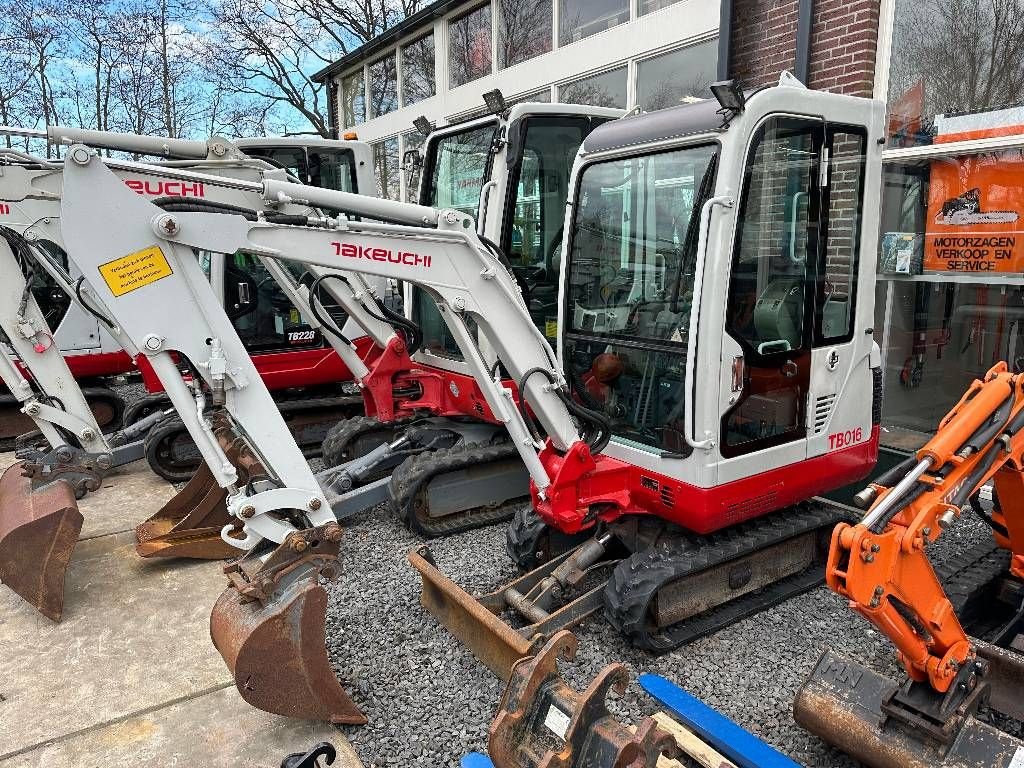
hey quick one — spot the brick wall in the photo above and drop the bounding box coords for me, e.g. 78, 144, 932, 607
730, 0, 801, 90
729, 0, 881, 97
807, 0, 880, 96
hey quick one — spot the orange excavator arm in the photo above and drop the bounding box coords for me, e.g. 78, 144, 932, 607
827, 362, 1024, 694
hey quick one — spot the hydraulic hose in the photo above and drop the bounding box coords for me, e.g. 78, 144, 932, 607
307, 274, 353, 346
516, 366, 612, 455
75, 276, 116, 329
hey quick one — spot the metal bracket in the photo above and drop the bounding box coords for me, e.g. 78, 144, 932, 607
487, 630, 679, 768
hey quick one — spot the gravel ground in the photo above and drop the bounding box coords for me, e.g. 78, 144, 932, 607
322, 504, 1017, 768
109, 382, 1019, 766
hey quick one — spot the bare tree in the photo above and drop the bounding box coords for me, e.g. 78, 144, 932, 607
200, 0, 426, 136
889, 0, 1024, 129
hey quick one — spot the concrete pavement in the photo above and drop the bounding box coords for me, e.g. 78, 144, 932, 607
0, 455, 361, 767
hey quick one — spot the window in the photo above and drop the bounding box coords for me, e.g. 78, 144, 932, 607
373, 137, 400, 200
640, 0, 683, 14
637, 39, 718, 112
558, 0, 628, 46
402, 34, 435, 106
225, 253, 324, 354
559, 67, 628, 109
449, 4, 492, 88
876, 141, 1024, 449
368, 53, 398, 118
819, 129, 868, 343
510, 88, 553, 105
503, 116, 608, 335
402, 132, 425, 203
564, 144, 718, 451
723, 117, 822, 454
342, 70, 365, 127
499, 0, 552, 69
886, 0, 1024, 147
241, 146, 357, 192
424, 122, 496, 213
414, 122, 496, 357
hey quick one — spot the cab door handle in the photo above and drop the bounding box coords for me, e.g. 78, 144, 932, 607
731, 356, 745, 392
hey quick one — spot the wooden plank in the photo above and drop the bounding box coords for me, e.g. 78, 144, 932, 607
652, 712, 739, 768
629, 712, 738, 768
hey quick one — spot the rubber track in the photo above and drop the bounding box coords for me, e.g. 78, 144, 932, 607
506, 505, 548, 571
604, 502, 847, 653
144, 395, 359, 481
0, 386, 124, 451
937, 538, 1012, 616
321, 414, 417, 468
388, 441, 525, 538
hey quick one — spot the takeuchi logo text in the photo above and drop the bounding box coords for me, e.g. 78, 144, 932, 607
332, 242, 432, 268
124, 179, 206, 198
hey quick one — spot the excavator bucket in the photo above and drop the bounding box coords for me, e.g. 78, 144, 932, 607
794, 647, 1024, 768
135, 415, 256, 560
135, 463, 238, 559
0, 461, 81, 621
210, 522, 366, 725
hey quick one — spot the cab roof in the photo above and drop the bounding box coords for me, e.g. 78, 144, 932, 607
581, 97, 725, 155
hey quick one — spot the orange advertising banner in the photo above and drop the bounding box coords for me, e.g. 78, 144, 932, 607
924, 127, 1024, 274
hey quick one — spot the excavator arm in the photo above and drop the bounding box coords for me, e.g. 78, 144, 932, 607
797, 362, 1024, 767
54, 145, 608, 723
827, 361, 1024, 694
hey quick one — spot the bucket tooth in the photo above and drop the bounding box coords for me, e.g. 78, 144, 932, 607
135, 463, 239, 559
0, 462, 81, 622
794, 648, 1024, 768
210, 523, 366, 725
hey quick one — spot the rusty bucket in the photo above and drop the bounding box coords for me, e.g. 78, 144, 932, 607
0, 462, 81, 621
136, 415, 258, 560
210, 523, 366, 725
135, 462, 238, 559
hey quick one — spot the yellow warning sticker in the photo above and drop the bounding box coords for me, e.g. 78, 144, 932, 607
98, 245, 173, 297
545, 319, 558, 339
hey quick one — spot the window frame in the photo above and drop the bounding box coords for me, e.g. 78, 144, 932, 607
814, 124, 869, 347
447, 2, 494, 90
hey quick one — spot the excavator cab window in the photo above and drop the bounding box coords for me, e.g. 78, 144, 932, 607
501, 116, 608, 340
241, 146, 358, 193
224, 253, 323, 353
564, 143, 717, 452
413, 122, 497, 358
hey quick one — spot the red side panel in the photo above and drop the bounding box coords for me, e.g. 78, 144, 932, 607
135, 336, 377, 395
535, 426, 881, 536
16, 350, 134, 382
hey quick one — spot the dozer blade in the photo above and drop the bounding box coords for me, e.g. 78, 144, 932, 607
408, 545, 542, 681
135, 414, 261, 560
210, 523, 366, 725
135, 462, 238, 559
794, 647, 1024, 768
0, 462, 81, 622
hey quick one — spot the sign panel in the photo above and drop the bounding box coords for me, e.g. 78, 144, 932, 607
98, 245, 173, 297
924, 128, 1024, 274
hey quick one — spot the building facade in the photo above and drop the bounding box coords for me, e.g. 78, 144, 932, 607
316, 0, 1024, 457
314, 0, 723, 201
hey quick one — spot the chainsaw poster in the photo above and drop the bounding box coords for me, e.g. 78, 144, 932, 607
924, 138, 1024, 273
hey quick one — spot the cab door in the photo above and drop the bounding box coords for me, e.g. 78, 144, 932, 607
718, 116, 824, 481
